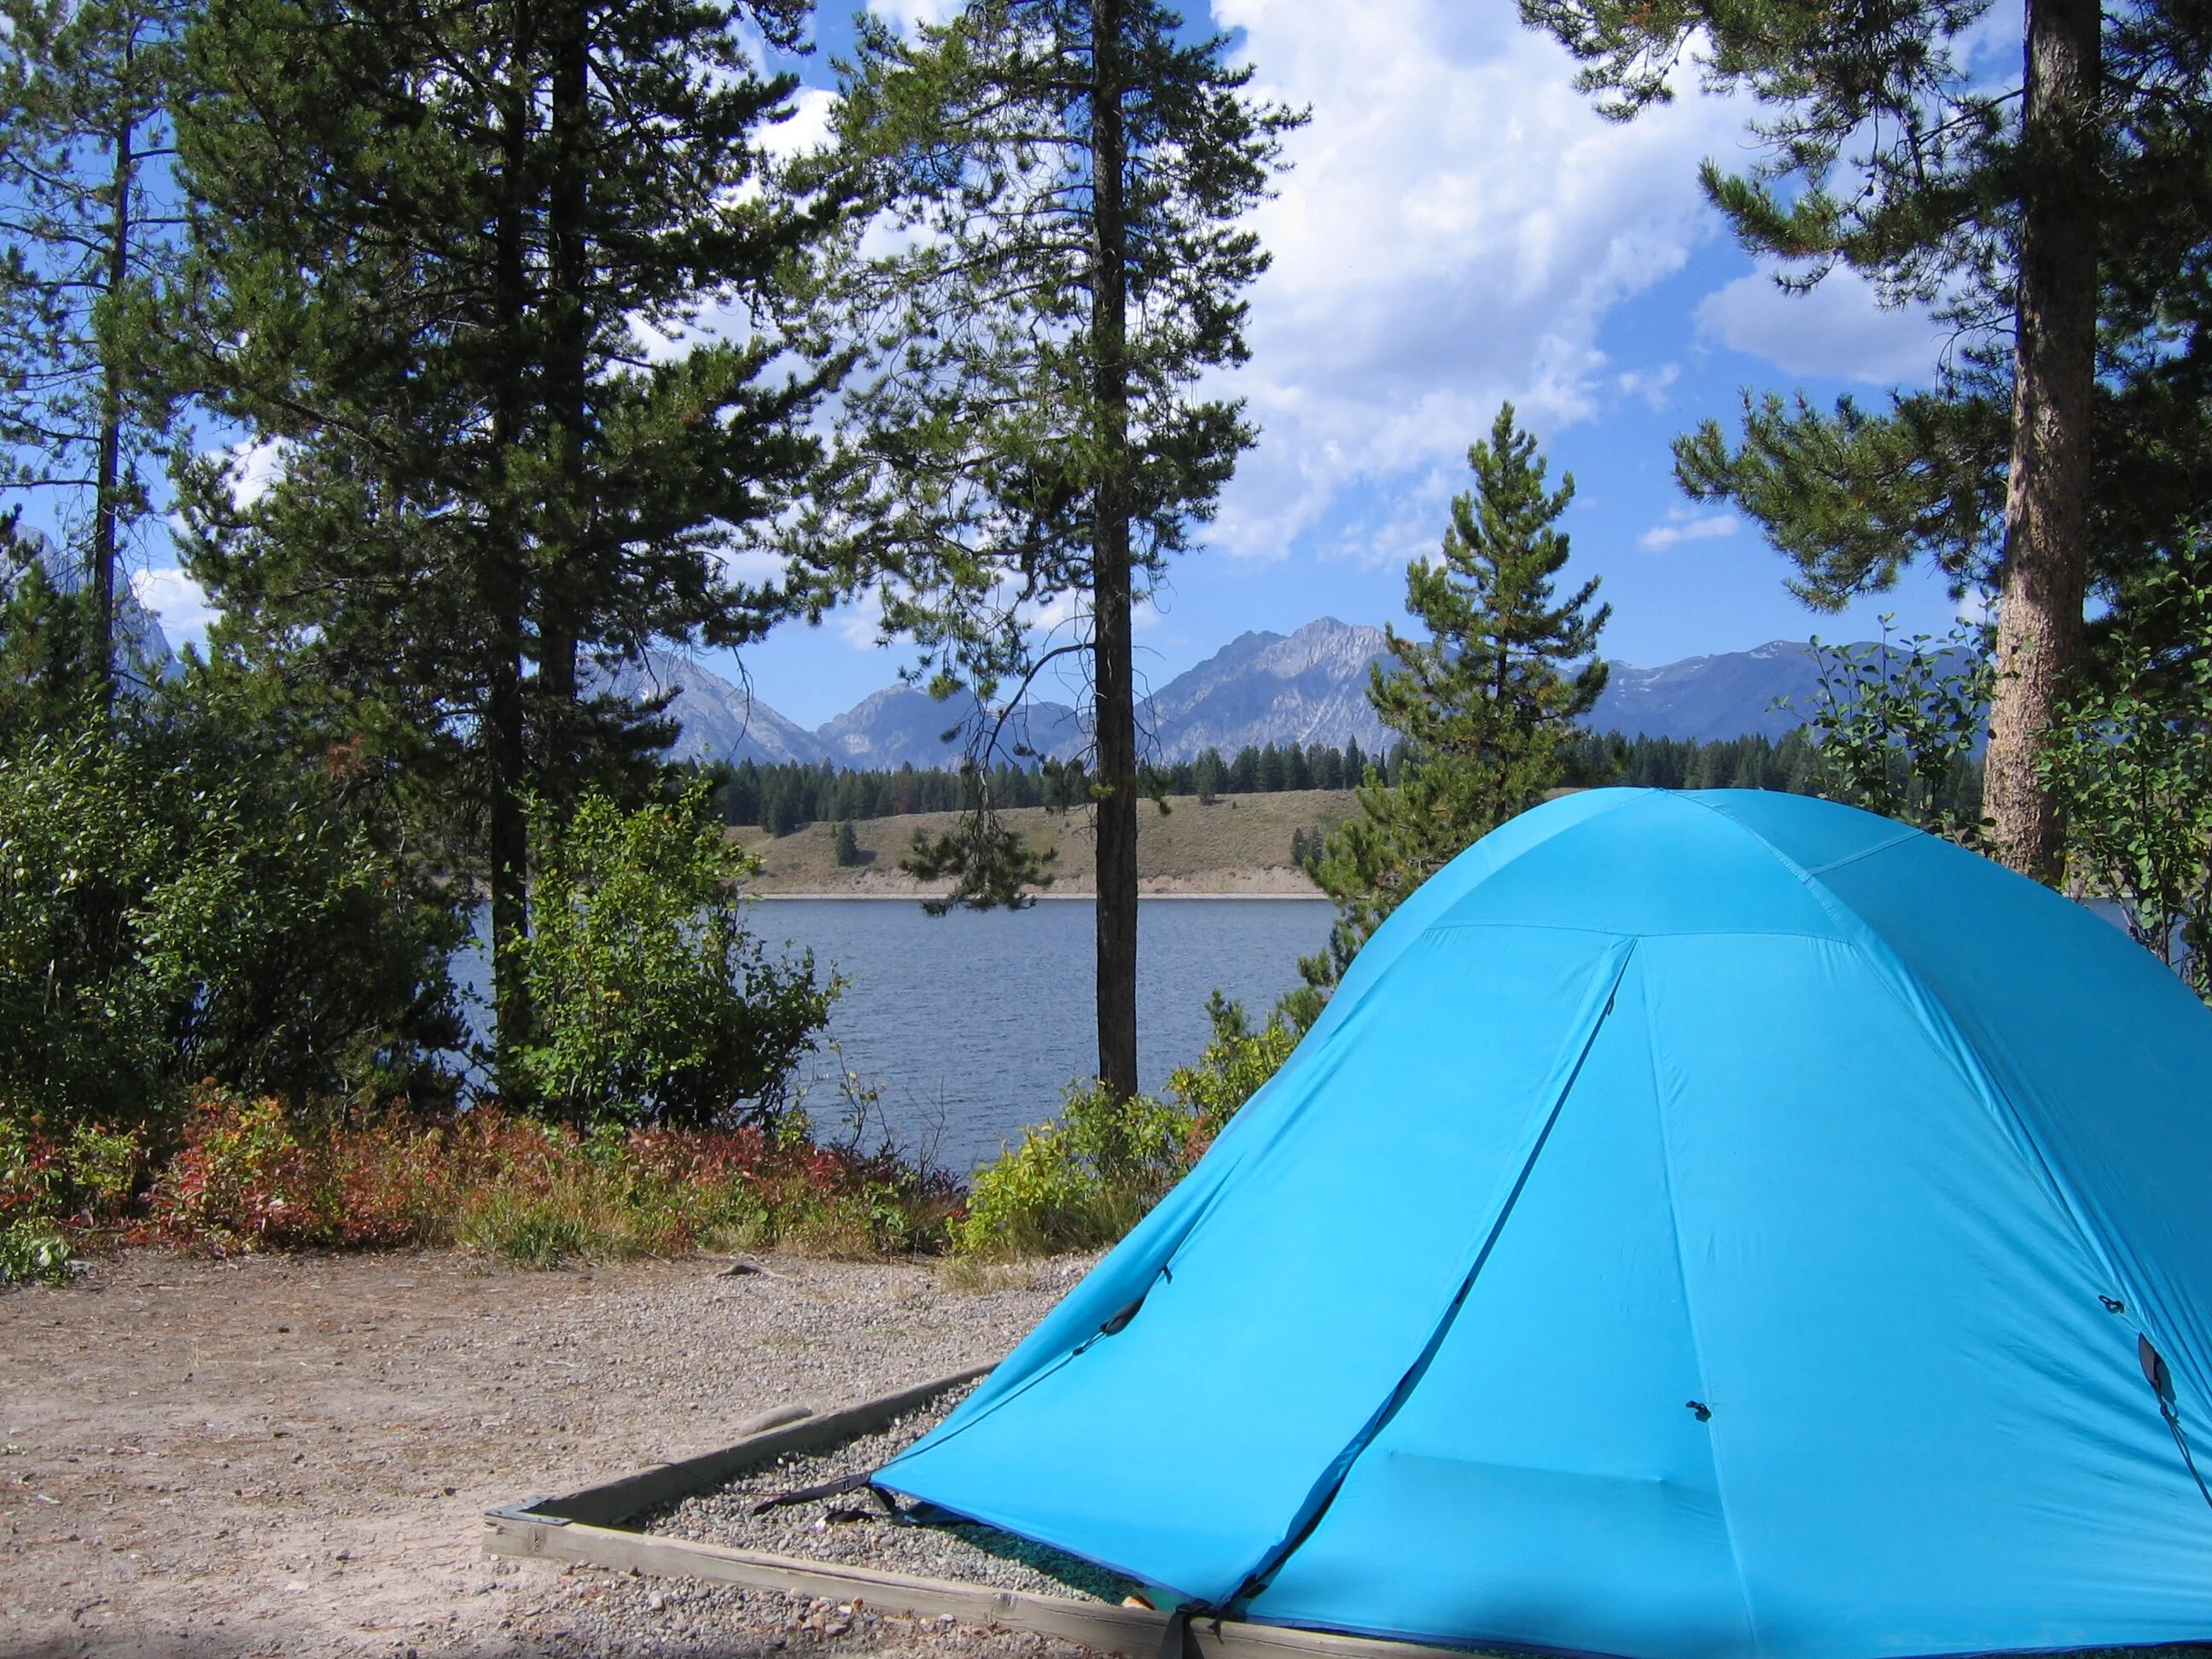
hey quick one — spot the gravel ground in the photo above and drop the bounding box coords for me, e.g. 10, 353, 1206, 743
17, 1250, 2195, 1659
645, 1381, 1138, 1605
0, 1246, 1114, 1659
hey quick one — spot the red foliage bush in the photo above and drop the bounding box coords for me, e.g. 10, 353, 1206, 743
127, 1086, 960, 1260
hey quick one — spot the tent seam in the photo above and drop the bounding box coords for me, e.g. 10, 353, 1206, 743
1222, 936, 1639, 1614
1636, 955, 1766, 1656
1423, 921, 1869, 945
1674, 794, 2133, 1307
1802, 828, 1924, 876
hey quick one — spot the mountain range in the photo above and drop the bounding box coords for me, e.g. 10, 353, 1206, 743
627, 617, 1848, 771
3, 542, 176, 690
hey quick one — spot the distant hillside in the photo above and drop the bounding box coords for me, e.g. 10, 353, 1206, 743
6, 542, 176, 690
1143, 618, 1394, 758
733, 789, 1360, 897
1587, 641, 1825, 743
582, 622, 1919, 771
599, 649, 835, 766
818, 684, 1084, 771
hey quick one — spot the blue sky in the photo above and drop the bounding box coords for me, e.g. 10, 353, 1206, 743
139, 0, 1982, 731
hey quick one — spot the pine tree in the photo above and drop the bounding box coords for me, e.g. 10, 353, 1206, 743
795, 1, 1301, 1097
1296, 405, 1610, 1020
1194, 748, 1225, 805
0, 553, 99, 744
175, 0, 833, 1089
1523, 0, 2209, 880
0, 0, 190, 708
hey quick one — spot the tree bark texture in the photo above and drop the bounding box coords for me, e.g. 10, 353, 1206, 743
1988, 0, 2099, 882
487, 63, 536, 1094
1089, 0, 1139, 1101
91, 50, 136, 714
539, 0, 589, 800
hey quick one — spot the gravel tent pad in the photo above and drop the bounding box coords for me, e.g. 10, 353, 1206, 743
641, 1382, 1139, 1606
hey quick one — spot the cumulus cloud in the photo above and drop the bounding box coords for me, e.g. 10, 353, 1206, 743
131, 566, 218, 642
1637, 509, 1739, 551
1203, 0, 1751, 563
1616, 362, 1681, 410
868, 0, 958, 34
760, 84, 836, 162
227, 436, 288, 507
1696, 266, 1951, 385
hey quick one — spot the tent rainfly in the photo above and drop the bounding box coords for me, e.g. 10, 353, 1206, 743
876, 789, 2212, 1659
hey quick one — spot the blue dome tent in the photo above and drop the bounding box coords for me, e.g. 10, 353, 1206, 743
878, 789, 2212, 1659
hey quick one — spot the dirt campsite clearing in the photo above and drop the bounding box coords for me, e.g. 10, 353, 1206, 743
0, 1249, 1091, 1659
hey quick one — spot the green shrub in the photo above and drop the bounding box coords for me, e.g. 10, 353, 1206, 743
0, 1106, 114, 1284
957, 1081, 1187, 1259
956, 991, 1303, 1260
0, 1216, 71, 1285
514, 784, 836, 1129
1167, 992, 1298, 1152
0, 725, 461, 1131
2040, 533, 2212, 998
1793, 618, 1992, 847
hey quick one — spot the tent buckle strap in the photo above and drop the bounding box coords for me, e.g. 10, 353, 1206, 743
1156, 1604, 1215, 1659
2140, 1335, 2212, 1516
751, 1470, 875, 1516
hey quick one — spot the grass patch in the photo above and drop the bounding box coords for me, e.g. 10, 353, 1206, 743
3, 1087, 963, 1271
734, 789, 1359, 894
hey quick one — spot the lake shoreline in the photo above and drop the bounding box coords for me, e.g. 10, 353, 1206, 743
731, 788, 1352, 901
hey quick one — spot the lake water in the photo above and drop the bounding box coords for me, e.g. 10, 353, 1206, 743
755, 899, 1335, 1172
453, 896, 1335, 1172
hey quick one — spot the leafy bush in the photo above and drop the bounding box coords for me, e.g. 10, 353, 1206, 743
0, 1115, 143, 1284
956, 992, 1300, 1259
0, 1217, 71, 1285
1167, 992, 1299, 1155
1791, 617, 1992, 846
0, 725, 462, 1132
514, 785, 836, 1128
138, 1086, 958, 1263
957, 1081, 1187, 1259
2040, 534, 2212, 997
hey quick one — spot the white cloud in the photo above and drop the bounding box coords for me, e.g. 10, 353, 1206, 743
1616, 362, 1680, 410
867, 0, 957, 34
227, 436, 288, 507
836, 587, 888, 650
760, 85, 836, 163
1696, 266, 1950, 385
1637, 509, 1739, 551
1203, 0, 1752, 563
1325, 464, 1458, 572
131, 566, 218, 641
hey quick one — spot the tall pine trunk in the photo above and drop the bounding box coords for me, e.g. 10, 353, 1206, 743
1987, 0, 2098, 882
90, 77, 136, 714
1089, 0, 1138, 1101
486, 63, 535, 1095
540, 0, 588, 798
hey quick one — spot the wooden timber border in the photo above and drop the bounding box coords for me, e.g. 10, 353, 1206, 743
481, 1365, 1487, 1659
